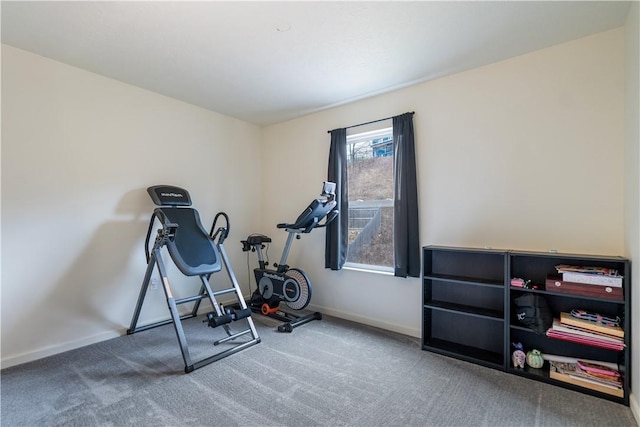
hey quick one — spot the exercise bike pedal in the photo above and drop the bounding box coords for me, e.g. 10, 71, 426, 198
277, 323, 293, 333
261, 302, 280, 316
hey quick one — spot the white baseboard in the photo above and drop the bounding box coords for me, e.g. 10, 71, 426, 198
0, 303, 219, 370
630, 392, 639, 425
1, 329, 123, 369
308, 303, 421, 338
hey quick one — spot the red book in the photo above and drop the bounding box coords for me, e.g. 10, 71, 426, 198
546, 329, 625, 351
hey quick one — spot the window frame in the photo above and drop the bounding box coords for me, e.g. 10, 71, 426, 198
343, 125, 395, 273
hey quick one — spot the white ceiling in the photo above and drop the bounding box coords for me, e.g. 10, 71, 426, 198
1, 1, 632, 126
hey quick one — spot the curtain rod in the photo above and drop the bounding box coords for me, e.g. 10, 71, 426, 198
327, 111, 414, 134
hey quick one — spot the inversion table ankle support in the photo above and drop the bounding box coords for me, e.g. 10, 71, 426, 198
128, 185, 260, 373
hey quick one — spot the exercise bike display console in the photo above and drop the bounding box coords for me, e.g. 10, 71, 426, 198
241, 182, 338, 332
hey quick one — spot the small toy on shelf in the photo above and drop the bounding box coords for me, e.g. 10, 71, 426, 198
511, 278, 527, 288
512, 342, 526, 368
526, 349, 544, 368
510, 277, 539, 290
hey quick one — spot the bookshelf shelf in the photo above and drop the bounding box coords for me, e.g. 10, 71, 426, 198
423, 337, 503, 369
425, 300, 503, 320
421, 246, 630, 406
423, 273, 503, 288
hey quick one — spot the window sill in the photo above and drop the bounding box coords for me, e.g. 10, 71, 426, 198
343, 263, 394, 276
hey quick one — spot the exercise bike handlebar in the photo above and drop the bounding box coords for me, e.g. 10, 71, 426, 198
276, 181, 338, 233
320, 209, 339, 228
277, 208, 339, 232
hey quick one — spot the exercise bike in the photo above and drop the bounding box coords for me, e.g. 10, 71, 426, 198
241, 182, 338, 332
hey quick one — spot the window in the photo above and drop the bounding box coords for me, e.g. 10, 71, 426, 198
326, 112, 418, 277
345, 126, 394, 270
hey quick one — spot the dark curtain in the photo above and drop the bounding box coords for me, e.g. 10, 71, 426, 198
325, 128, 348, 270
393, 113, 420, 277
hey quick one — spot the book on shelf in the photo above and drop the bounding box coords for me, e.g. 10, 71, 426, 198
577, 360, 620, 378
555, 264, 623, 287
559, 312, 624, 338
549, 361, 623, 398
545, 276, 623, 300
546, 332, 624, 350
555, 264, 620, 276
546, 320, 625, 351
561, 272, 622, 287
542, 354, 619, 371
550, 320, 624, 344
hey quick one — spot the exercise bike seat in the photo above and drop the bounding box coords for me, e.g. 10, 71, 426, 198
246, 234, 272, 245
147, 186, 222, 276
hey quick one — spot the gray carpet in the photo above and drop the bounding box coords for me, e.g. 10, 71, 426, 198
1, 313, 637, 426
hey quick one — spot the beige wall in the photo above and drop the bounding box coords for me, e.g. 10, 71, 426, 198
1, 45, 264, 366
0, 26, 633, 413
624, 1, 640, 418
261, 28, 626, 338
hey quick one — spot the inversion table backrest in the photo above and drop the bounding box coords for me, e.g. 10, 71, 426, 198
147, 186, 221, 276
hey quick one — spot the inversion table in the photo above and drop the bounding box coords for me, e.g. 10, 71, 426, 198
128, 185, 260, 372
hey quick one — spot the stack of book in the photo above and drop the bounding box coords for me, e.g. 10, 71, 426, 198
546, 312, 625, 351
555, 264, 623, 286
548, 265, 624, 300
548, 358, 623, 398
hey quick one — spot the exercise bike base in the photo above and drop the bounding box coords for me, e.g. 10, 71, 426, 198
277, 312, 322, 333
248, 304, 322, 333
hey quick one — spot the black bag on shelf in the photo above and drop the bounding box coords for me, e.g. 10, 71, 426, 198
513, 293, 553, 334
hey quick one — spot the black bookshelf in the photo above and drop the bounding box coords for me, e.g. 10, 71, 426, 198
421, 246, 631, 405
422, 246, 508, 370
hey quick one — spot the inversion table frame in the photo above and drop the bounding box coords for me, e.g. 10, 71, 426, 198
128, 186, 260, 373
